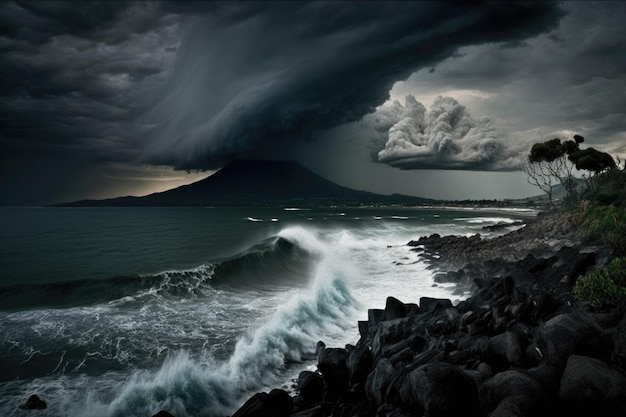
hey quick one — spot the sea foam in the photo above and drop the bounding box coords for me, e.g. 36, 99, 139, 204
54, 227, 360, 417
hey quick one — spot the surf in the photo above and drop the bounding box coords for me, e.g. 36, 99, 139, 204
0, 236, 315, 311
58, 227, 359, 417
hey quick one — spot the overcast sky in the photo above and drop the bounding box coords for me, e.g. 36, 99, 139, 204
1, 1, 624, 205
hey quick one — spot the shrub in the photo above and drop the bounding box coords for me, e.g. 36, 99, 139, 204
576, 205, 626, 256
573, 257, 626, 308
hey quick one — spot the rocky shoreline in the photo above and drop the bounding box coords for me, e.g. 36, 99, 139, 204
217, 210, 626, 417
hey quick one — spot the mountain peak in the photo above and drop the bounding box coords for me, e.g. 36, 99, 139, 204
54, 160, 429, 207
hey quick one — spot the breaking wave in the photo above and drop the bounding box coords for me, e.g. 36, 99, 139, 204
0, 237, 314, 311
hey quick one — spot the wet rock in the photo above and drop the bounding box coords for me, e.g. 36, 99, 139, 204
488, 330, 524, 367
19, 395, 47, 410
347, 344, 372, 387
357, 320, 369, 341
534, 312, 601, 366
467, 318, 487, 336
384, 296, 407, 321
232, 390, 293, 417
367, 309, 385, 334
613, 313, 626, 371
460, 310, 476, 327
315, 341, 326, 357
395, 361, 480, 417
152, 411, 176, 417
479, 370, 543, 417
559, 355, 626, 402
365, 358, 395, 409
317, 348, 349, 401
296, 371, 324, 407
464, 362, 493, 386
419, 297, 453, 312
489, 398, 525, 417
370, 317, 411, 359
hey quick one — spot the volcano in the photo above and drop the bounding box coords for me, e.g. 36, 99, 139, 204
55, 160, 429, 207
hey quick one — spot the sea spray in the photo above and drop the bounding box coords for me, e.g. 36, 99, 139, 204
48, 227, 359, 417
1, 207, 527, 417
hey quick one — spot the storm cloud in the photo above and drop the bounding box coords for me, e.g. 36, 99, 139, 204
139, 2, 564, 170
371, 96, 518, 170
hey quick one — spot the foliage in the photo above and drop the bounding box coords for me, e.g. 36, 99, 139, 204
523, 137, 578, 208
568, 165, 626, 254
573, 257, 626, 308
581, 162, 626, 207
523, 134, 617, 208
568, 148, 617, 174
569, 163, 626, 308
575, 204, 626, 256
529, 138, 569, 163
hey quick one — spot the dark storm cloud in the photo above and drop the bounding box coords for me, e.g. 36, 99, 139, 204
0, 1, 566, 204
390, 2, 626, 158
140, 2, 564, 170
0, 1, 180, 164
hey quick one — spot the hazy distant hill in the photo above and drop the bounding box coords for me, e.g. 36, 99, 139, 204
55, 160, 431, 207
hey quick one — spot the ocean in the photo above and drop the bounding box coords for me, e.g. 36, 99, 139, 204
0, 206, 535, 416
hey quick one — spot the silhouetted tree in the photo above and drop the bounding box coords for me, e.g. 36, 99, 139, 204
522, 134, 616, 208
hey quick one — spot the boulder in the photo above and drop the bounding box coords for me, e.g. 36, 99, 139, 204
384, 296, 407, 320
559, 355, 626, 402
613, 313, 626, 371
317, 347, 349, 400
419, 297, 453, 313
231, 390, 293, 417
357, 320, 369, 341
370, 317, 411, 359
489, 398, 525, 417
534, 312, 600, 366
479, 370, 543, 416
365, 358, 395, 409
266, 390, 293, 417
296, 371, 324, 407
395, 361, 479, 417
347, 344, 373, 387
19, 395, 47, 410
368, 309, 385, 329
464, 362, 492, 387
488, 330, 524, 367
153, 411, 176, 417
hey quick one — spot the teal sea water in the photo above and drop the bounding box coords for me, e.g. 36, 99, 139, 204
0, 206, 535, 416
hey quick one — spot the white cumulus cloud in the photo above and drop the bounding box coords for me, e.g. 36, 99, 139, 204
373, 96, 520, 171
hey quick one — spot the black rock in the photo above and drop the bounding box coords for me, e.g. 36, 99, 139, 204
365, 358, 395, 409
152, 411, 176, 417
367, 309, 385, 330
347, 344, 373, 387
384, 296, 407, 321
419, 297, 453, 312
559, 355, 626, 402
534, 312, 601, 366
488, 330, 524, 368
317, 348, 349, 401
232, 390, 293, 417
479, 370, 544, 417
19, 395, 47, 410
613, 313, 626, 371
296, 371, 324, 407
395, 361, 480, 417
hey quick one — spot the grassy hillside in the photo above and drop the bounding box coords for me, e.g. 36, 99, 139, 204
570, 166, 626, 308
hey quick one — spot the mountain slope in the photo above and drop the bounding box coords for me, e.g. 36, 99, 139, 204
55, 160, 430, 207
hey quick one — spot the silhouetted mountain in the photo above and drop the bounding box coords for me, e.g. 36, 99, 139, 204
54, 160, 431, 207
